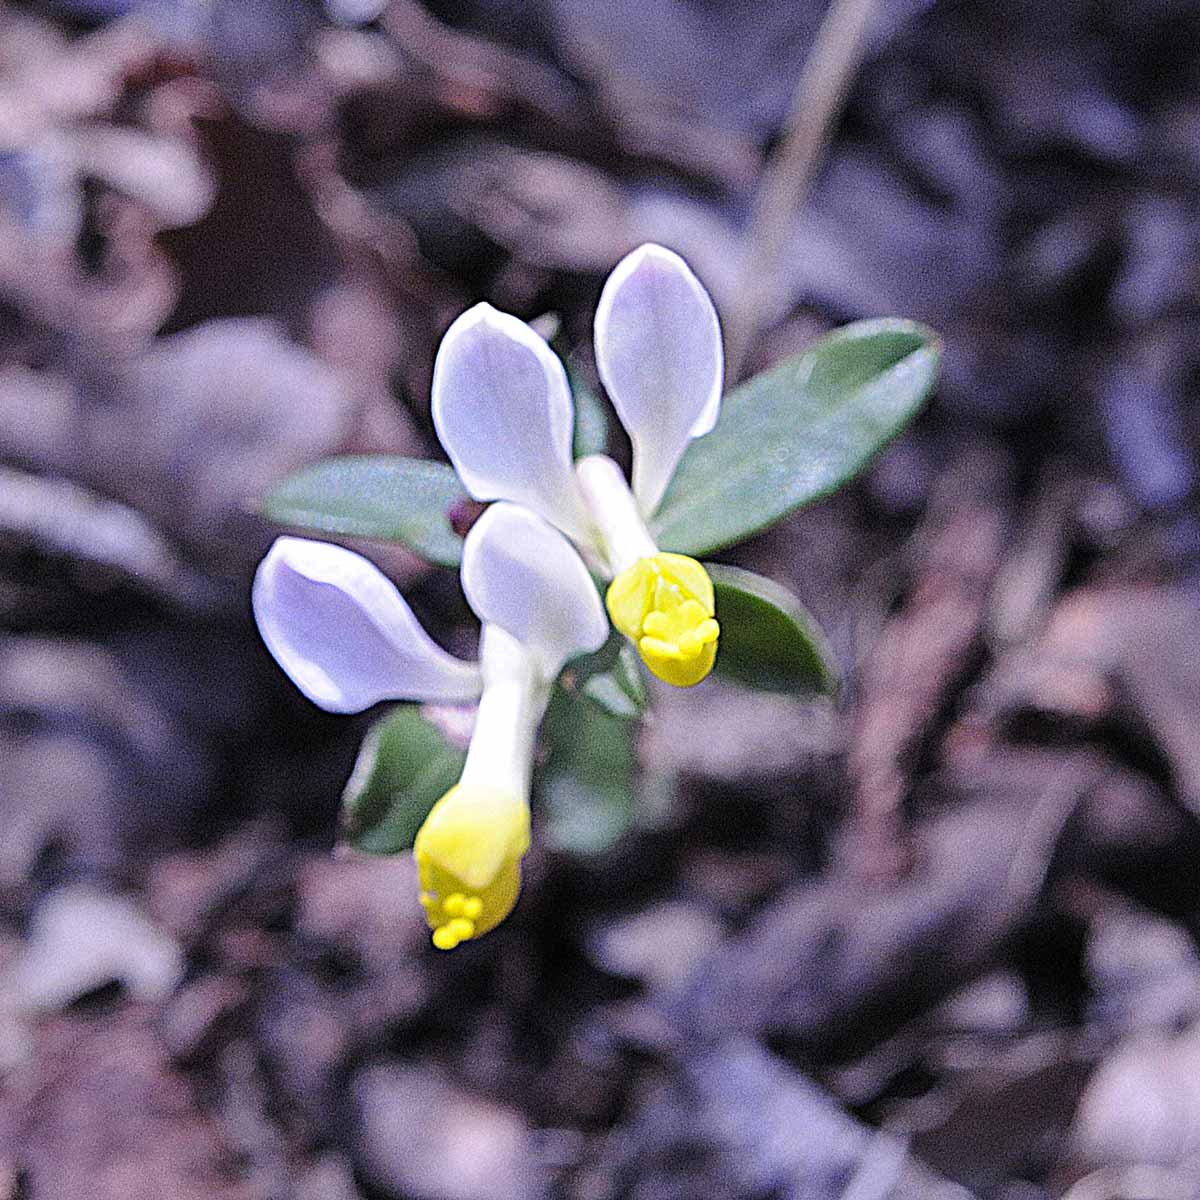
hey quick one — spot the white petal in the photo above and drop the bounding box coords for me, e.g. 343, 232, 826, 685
461, 503, 608, 681
432, 303, 590, 541
252, 537, 480, 712
594, 243, 724, 516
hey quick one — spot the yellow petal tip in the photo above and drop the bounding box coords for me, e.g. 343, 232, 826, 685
414, 784, 530, 949
606, 553, 719, 687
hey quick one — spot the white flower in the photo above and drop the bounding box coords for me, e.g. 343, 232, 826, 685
431, 243, 724, 686
252, 503, 607, 948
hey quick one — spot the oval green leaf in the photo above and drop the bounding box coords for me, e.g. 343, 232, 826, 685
262, 456, 468, 567
651, 319, 940, 556
709, 563, 839, 696
340, 705, 466, 855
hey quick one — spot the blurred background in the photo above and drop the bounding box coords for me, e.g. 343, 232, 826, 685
3, 1, 1200, 1197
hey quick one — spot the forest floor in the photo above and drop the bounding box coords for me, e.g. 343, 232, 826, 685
3, 2, 1200, 1197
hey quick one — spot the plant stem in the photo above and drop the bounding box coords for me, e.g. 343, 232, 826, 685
723, 0, 880, 381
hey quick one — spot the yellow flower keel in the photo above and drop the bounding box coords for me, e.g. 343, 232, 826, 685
606, 553, 720, 687
414, 784, 530, 949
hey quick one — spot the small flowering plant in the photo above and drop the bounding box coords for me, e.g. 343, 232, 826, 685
255, 503, 607, 947
258, 244, 940, 947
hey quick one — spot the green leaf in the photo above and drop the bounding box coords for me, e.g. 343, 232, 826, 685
539, 686, 638, 856
340, 705, 466, 855
262, 456, 469, 567
651, 319, 940, 556
583, 668, 640, 720
574, 635, 646, 720
613, 644, 648, 710
709, 563, 839, 696
568, 362, 611, 459
561, 631, 648, 721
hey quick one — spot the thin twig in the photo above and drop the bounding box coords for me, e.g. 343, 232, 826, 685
724, 0, 880, 381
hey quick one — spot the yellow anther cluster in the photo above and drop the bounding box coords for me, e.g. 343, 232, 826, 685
414, 784, 531, 950
421, 891, 485, 949
606, 552, 719, 687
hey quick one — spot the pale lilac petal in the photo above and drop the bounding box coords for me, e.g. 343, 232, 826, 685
594, 244, 724, 515
432, 303, 590, 539
252, 537, 480, 712
461, 503, 607, 681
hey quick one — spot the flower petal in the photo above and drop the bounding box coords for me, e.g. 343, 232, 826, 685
460, 502, 608, 680
606, 552, 719, 688
415, 783, 530, 948
432, 302, 590, 540
252, 536, 481, 712
594, 243, 724, 516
